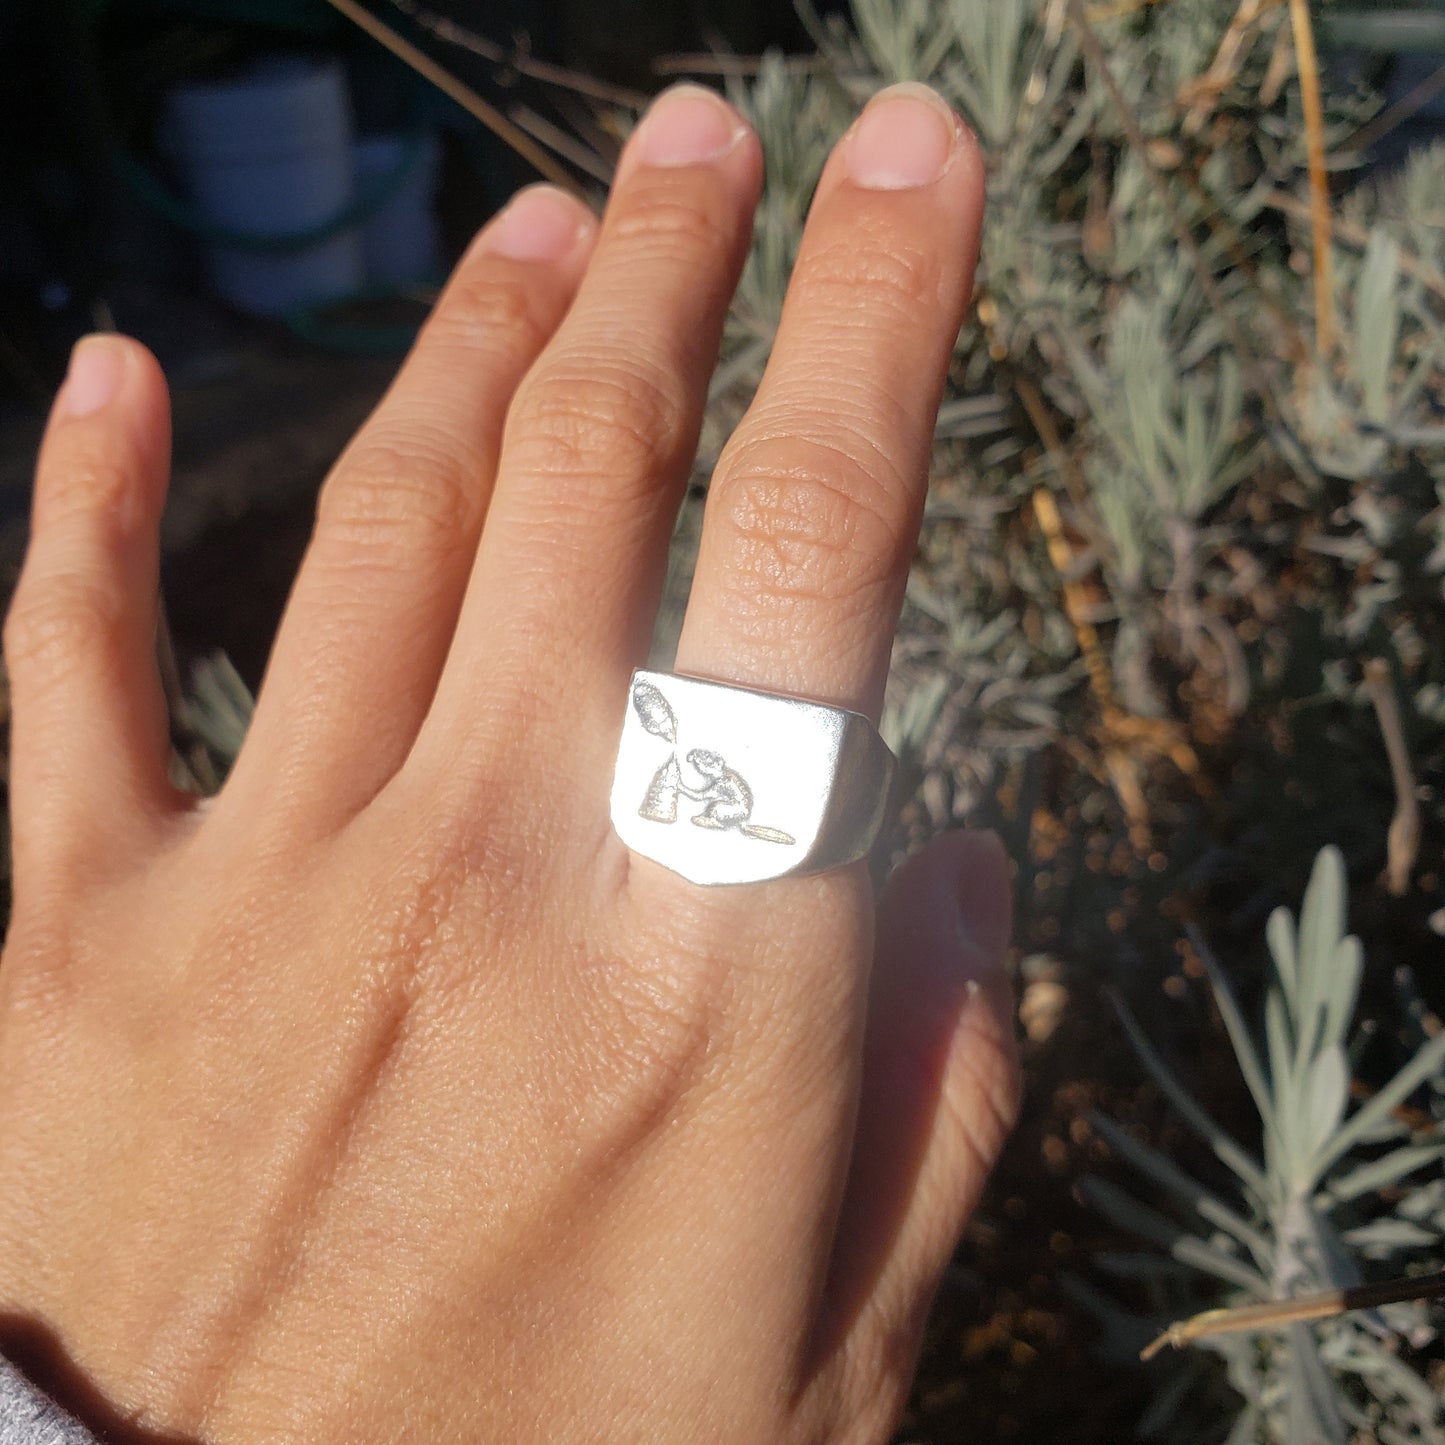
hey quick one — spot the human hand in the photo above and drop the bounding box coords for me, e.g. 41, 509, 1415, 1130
0, 82, 1016, 1443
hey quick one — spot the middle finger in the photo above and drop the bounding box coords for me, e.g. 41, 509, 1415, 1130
419, 85, 762, 789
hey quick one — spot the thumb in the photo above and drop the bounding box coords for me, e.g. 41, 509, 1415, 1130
821, 830, 1019, 1403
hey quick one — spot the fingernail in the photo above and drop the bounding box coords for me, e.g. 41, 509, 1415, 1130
60, 336, 126, 419
631, 84, 747, 168
846, 83, 959, 190
483, 185, 594, 261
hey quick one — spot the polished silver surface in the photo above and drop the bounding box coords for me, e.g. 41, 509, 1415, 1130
610, 670, 897, 886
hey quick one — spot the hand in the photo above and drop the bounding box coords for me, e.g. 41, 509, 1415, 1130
0, 82, 1017, 1443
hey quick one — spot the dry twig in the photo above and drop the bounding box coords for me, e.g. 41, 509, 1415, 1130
383, 0, 650, 109
1142, 1269, 1445, 1359
1287, 0, 1336, 355
1263, 190, 1445, 302
322, 0, 583, 195
1085, 0, 1167, 19
1347, 60, 1445, 156
1364, 658, 1420, 897
654, 53, 827, 77
507, 105, 615, 185
1016, 379, 1201, 852
1065, 0, 1297, 449
1179, 0, 1282, 135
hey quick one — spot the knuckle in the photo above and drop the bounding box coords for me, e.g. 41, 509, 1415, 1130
796, 225, 938, 321
362, 800, 555, 1007
0, 922, 83, 1028
580, 941, 726, 1131
509, 355, 690, 494
709, 433, 912, 607
607, 184, 735, 263
316, 435, 482, 569
37, 452, 135, 529
612, 951, 721, 1082
358, 844, 473, 1005
429, 263, 556, 357
4, 572, 121, 680
835, 1330, 922, 1444
4, 882, 141, 989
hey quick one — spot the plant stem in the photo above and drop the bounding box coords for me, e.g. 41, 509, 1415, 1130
1364, 658, 1420, 897
1141, 1269, 1445, 1359
383, 0, 651, 109
1288, 0, 1335, 355
322, 0, 583, 195
1064, 0, 1297, 452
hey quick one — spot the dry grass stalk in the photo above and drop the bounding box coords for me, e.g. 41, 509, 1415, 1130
1287, 0, 1336, 354
1085, 0, 1166, 19
507, 104, 615, 184
1180, 0, 1282, 134
1364, 659, 1421, 897
1141, 1269, 1445, 1360
1348, 60, 1445, 153
1264, 189, 1445, 301
1021, 384, 1201, 853
1065, 0, 1296, 447
382, 0, 650, 109
322, 0, 583, 194
655, 53, 829, 77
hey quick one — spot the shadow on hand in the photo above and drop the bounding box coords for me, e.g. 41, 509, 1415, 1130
0, 1315, 203, 1445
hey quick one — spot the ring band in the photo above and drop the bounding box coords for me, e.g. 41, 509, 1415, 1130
610, 669, 897, 886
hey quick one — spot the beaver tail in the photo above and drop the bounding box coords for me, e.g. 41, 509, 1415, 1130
740, 825, 796, 845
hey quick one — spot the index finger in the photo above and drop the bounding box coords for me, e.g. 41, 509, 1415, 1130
673, 83, 985, 719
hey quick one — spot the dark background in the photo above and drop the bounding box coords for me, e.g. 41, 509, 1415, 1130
0, 0, 839, 681
0, 0, 826, 391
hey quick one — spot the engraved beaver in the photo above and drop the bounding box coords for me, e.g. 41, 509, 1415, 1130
679, 749, 795, 844
631, 681, 796, 846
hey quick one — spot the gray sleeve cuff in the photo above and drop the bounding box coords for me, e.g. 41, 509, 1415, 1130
0, 1360, 98, 1445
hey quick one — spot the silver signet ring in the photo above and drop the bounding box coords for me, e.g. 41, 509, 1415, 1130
610, 670, 898, 886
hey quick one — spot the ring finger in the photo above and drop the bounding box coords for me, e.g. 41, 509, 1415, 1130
674, 82, 984, 719
622, 81, 987, 1368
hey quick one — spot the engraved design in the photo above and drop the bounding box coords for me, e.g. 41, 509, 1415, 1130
632, 682, 796, 845
632, 680, 678, 744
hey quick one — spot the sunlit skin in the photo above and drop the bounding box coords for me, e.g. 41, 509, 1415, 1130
0, 83, 1017, 1442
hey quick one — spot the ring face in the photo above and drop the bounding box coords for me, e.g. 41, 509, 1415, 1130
610, 670, 895, 886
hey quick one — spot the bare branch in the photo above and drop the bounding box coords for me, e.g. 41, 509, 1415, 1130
1287, 0, 1336, 354
1142, 1270, 1445, 1360
1364, 659, 1420, 898
322, 0, 583, 195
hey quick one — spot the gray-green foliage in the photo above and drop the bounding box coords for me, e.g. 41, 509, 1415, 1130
1301, 204, 1445, 481
1065, 272, 1259, 594
683, 0, 1444, 862
1090, 848, 1445, 1442
170, 652, 254, 794
665, 3, 1445, 1436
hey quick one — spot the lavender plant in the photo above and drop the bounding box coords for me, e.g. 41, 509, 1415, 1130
671, 5, 1445, 1435
685, 2, 1445, 892
1085, 847, 1445, 1441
